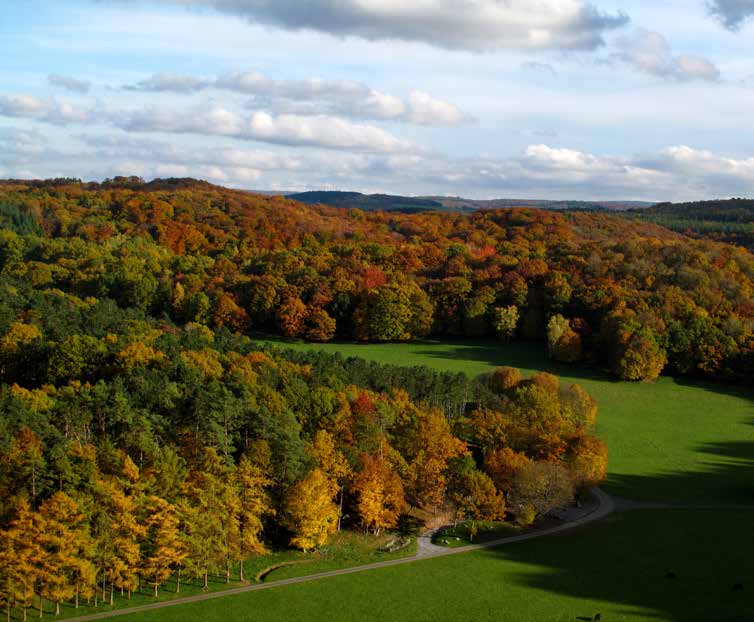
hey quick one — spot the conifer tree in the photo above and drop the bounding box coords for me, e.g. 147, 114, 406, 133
140, 497, 187, 596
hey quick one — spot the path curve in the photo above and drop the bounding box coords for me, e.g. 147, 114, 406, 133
64, 488, 615, 622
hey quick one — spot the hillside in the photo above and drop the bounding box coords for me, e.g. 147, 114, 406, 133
287, 190, 654, 214
286, 191, 459, 213
628, 198, 754, 250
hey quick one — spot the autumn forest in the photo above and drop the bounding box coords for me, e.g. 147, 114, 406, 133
0, 177, 752, 619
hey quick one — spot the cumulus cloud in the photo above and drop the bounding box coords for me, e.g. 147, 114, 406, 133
48, 73, 91, 94
114, 104, 417, 153
612, 30, 720, 81
134, 0, 629, 52
124, 71, 470, 126
0, 95, 94, 124
708, 0, 754, 30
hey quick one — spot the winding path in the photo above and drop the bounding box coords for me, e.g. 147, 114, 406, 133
64, 488, 615, 622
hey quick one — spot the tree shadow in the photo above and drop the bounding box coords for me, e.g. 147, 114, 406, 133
475, 428, 754, 621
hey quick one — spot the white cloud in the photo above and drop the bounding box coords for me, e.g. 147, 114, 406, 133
124, 70, 470, 126
48, 73, 91, 94
0, 95, 94, 124
127, 0, 629, 52
612, 30, 720, 81
708, 0, 754, 30
115, 104, 417, 153
0, 93, 418, 154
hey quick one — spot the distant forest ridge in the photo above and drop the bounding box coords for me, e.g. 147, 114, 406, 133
627, 198, 754, 250
286, 190, 655, 214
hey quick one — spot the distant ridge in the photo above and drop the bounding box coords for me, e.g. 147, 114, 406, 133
287, 190, 655, 213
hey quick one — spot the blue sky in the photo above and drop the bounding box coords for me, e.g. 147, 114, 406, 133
1, 0, 754, 200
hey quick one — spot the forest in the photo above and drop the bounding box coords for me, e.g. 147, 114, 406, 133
0, 275, 605, 617
0, 177, 751, 383
0, 176, 751, 618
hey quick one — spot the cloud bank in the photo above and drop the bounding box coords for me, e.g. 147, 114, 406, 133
124, 71, 470, 126
135, 0, 629, 51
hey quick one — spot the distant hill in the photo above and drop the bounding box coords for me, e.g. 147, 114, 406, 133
627, 198, 754, 250
286, 191, 463, 214
287, 190, 654, 213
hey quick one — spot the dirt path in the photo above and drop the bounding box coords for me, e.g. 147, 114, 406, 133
64, 488, 614, 622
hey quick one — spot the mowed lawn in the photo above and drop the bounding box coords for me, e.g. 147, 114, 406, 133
259, 337, 754, 505
126, 509, 754, 622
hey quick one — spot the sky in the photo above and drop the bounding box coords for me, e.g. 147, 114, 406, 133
1, 0, 754, 201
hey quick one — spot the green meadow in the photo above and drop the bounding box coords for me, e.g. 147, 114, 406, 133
126, 509, 754, 622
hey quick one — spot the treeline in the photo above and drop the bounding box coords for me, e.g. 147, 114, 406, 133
0, 178, 751, 384
0, 272, 605, 617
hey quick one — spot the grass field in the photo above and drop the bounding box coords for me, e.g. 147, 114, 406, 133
125, 509, 754, 622
259, 336, 754, 505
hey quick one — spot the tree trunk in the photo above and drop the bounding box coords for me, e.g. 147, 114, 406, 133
203, 571, 208, 590
176, 569, 181, 594
337, 489, 344, 531
75, 584, 79, 609
239, 560, 244, 582
55, 602, 60, 616
153, 584, 158, 598
109, 583, 114, 606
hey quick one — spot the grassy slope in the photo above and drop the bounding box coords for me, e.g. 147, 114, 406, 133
126, 509, 754, 622
260, 337, 754, 505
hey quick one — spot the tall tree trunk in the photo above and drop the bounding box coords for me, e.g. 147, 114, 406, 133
109, 583, 114, 606
176, 569, 181, 594
337, 489, 344, 531
226, 559, 231, 584
239, 559, 244, 583
55, 602, 60, 616
153, 584, 158, 598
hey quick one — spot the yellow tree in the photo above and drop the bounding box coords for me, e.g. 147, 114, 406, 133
352, 453, 406, 535
180, 449, 231, 590
1, 499, 43, 621
37, 492, 94, 616
308, 431, 350, 530
234, 455, 273, 582
282, 468, 338, 551
103, 481, 145, 605
140, 496, 187, 597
